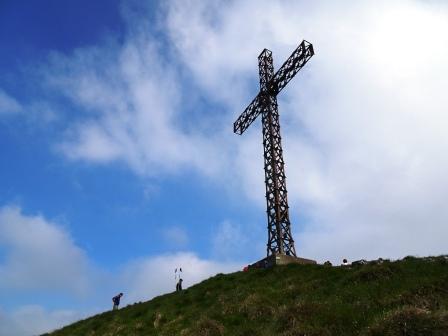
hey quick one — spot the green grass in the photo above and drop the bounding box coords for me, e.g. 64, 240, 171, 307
43, 256, 448, 335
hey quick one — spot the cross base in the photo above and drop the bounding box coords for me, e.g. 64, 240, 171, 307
249, 253, 317, 269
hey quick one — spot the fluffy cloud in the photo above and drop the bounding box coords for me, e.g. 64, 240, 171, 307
0, 250, 240, 336
0, 305, 85, 336
46, 28, 223, 178
165, 0, 448, 263
279, 1, 448, 262
211, 220, 264, 262
0, 205, 242, 335
119, 252, 240, 303
39, 0, 448, 262
162, 226, 189, 248
0, 89, 22, 116
0, 206, 92, 295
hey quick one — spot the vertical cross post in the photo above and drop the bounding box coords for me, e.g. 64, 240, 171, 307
233, 40, 314, 259
258, 49, 296, 257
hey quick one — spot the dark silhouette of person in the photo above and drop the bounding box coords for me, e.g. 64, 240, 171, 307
112, 293, 123, 310
176, 278, 183, 292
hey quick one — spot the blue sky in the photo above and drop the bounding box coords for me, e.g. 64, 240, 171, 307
0, 0, 262, 262
1, 0, 448, 334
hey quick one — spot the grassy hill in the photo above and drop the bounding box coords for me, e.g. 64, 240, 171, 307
43, 256, 448, 336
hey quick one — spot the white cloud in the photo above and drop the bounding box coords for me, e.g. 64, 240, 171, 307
46, 30, 223, 178
119, 252, 241, 303
0, 89, 22, 116
0, 205, 92, 295
0, 205, 242, 335
36, 0, 448, 263
163, 0, 448, 263
0, 305, 85, 336
280, 1, 448, 263
0, 88, 57, 124
162, 226, 189, 247
0, 205, 245, 335
0, 249, 240, 336
212, 220, 262, 261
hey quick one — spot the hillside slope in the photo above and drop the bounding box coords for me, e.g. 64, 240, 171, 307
43, 256, 448, 336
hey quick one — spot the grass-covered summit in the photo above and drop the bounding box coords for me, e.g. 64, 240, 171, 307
44, 256, 448, 335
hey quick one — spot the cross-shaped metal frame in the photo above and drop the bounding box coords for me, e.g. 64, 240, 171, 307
234, 40, 314, 257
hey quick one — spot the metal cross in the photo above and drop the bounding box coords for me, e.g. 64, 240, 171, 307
234, 40, 314, 257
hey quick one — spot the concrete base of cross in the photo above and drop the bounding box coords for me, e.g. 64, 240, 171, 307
249, 253, 317, 269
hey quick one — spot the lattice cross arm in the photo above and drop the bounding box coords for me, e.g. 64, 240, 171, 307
269, 40, 314, 95
233, 95, 262, 135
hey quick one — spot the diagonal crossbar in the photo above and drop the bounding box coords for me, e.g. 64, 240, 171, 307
233, 40, 314, 135
233, 95, 262, 135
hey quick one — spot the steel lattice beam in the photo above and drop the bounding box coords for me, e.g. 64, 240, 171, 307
233, 40, 314, 257
270, 40, 314, 95
234, 40, 314, 136
233, 96, 261, 135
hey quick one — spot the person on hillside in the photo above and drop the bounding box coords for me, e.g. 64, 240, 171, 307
176, 278, 183, 292
112, 293, 123, 310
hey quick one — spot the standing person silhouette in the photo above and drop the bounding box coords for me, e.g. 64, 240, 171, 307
176, 278, 183, 292
175, 267, 183, 291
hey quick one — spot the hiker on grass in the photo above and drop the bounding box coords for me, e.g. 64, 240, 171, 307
112, 293, 123, 310
176, 278, 183, 292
